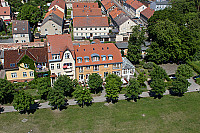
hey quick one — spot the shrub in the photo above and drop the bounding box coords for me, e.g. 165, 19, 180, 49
187, 61, 200, 74
143, 62, 154, 69
196, 78, 200, 85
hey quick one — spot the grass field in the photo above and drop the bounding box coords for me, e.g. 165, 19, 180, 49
1, 92, 200, 133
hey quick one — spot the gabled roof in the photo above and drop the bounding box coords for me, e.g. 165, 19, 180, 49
72, 2, 98, 9
49, 0, 66, 10
122, 57, 135, 69
114, 13, 131, 26
73, 8, 102, 17
74, 40, 122, 67
4, 47, 48, 69
41, 12, 63, 26
115, 42, 129, 49
126, 0, 144, 9
109, 7, 124, 19
12, 20, 30, 34
140, 7, 154, 19
44, 8, 64, 19
0, 7, 10, 16
101, 0, 116, 10
47, 34, 75, 60
73, 17, 109, 28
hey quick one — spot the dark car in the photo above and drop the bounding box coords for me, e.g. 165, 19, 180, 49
169, 74, 176, 80
193, 75, 200, 80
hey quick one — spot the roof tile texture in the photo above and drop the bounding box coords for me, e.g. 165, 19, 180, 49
126, 0, 144, 9
109, 7, 124, 19
141, 7, 154, 19
0, 7, 10, 16
12, 20, 29, 34
73, 8, 102, 17
72, 2, 98, 9
44, 8, 64, 19
49, 0, 66, 10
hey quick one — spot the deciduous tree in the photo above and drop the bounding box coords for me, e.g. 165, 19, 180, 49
37, 77, 51, 100
175, 64, 193, 79
150, 79, 166, 98
88, 73, 103, 94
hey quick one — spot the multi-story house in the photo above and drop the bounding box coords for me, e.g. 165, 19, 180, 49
101, 0, 117, 14
0, 7, 11, 22
72, 2, 98, 9
73, 8, 102, 18
4, 47, 48, 83
66, 1, 97, 9
74, 39, 122, 83
47, 34, 76, 86
150, 0, 171, 11
73, 17, 109, 41
41, 8, 64, 36
48, 0, 66, 14
124, 0, 147, 18
0, 0, 9, 7
140, 7, 154, 26
12, 20, 31, 43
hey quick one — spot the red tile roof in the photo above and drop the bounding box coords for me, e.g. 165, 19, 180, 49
47, 34, 74, 60
126, 0, 144, 9
140, 7, 154, 19
72, 2, 98, 9
73, 17, 109, 28
74, 40, 122, 67
109, 8, 124, 19
73, 8, 102, 17
44, 8, 64, 19
49, 0, 66, 10
4, 47, 48, 69
0, 7, 10, 16
101, 0, 116, 10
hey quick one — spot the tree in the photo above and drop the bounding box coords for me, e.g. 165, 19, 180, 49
175, 64, 193, 79
72, 85, 93, 107
150, 65, 169, 81
105, 74, 122, 103
171, 75, 191, 96
37, 77, 51, 100
150, 79, 166, 98
47, 88, 65, 110
13, 90, 34, 112
17, 4, 42, 27
0, 79, 15, 104
53, 75, 73, 97
137, 72, 147, 86
127, 25, 146, 64
88, 73, 103, 94
125, 78, 142, 101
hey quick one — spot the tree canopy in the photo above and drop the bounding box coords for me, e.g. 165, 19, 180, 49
37, 77, 51, 100
175, 64, 193, 79
150, 79, 166, 98
150, 65, 169, 81
88, 73, 103, 94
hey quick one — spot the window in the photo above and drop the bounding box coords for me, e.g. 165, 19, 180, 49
29, 71, 34, 77
65, 53, 70, 59
14, 28, 17, 31
21, 34, 25, 37
23, 72, 27, 77
15, 34, 18, 37
90, 28, 92, 30
52, 54, 60, 60
79, 74, 84, 81
81, 28, 83, 30
79, 67, 83, 73
102, 56, 106, 61
57, 63, 60, 69
11, 73, 17, 78
77, 58, 82, 63
52, 24, 55, 27
51, 64, 54, 70
24, 64, 28, 68
95, 33, 97, 35
93, 65, 99, 71
86, 66, 90, 69
108, 56, 113, 60
113, 64, 121, 69
86, 74, 90, 80
10, 63, 15, 67
104, 72, 108, 77
99, 28, 101, 30
85, 58, 89, 62
76, 28, 78, 30
123, 69, 127, 74
92, 56, 99, 61
58, 73, 61, 77
45, 29, 47, 31
113, 71, 120, 76
104, 64, 108, 68
81, 33, 83, 36
86, 28, 87, 30
95, 28, 97, 30
23, 28, 25, 30
104, 28, 106, 30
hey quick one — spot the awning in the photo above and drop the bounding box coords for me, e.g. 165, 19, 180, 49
37, 65, 42, 68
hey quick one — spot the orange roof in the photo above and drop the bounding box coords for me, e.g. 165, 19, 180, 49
141, 7, 154, 19
72, 2, 98, 9
49, 0, 66, 10
74, 41, 122, 67
44, 9, 64, 19
109, 8, 124, 19
0, 7, 10, 16
73, 17, 109, 28
73, 8, 102, 17
126, 0, 144, 9
101, 0, 116, 10
47, 34, 75, 60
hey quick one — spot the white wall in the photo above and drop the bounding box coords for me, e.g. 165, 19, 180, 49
119, 19, 136, 34
48, 5, 65, 13
13, 34, 30, 43
136, 5, 147, 18
41, 20, 62, 36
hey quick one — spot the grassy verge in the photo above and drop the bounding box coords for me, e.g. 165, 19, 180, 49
1, 92, 200, 133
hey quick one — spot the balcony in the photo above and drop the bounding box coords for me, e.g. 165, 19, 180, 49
35, 65, 49, 73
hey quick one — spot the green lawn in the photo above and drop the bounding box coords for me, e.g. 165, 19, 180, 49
1, 92, 200, 133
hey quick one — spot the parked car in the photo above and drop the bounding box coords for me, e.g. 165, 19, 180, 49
193, 75, 200, 80
169, 74, 176, 80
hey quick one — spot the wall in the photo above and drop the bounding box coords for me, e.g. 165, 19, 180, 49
41, 20, 62, 36
13, 34, 30, 43
49, 5, 65, 13
0, 15, 11, 21
136, 5, 147, 18
119, 19, 136, 34
73, 27, 109, 38
6, 63, 34, 82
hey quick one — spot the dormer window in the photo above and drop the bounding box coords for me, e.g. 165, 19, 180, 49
14, 28, 17, 31
52, 54, 60, 60
23, 28, 25, 30
84, 56, 89, 62
91, 53, 100, 62
108, 54, 113, 60
4, 11, 6, 13
10, 63, 15, 67
77, 57, 82, 63
101, 55, 106, 61
24, 64, 28, 68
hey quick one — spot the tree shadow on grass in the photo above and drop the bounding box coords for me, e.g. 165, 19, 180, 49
19, 102, 40, 114
0, 106, 4, 114
149, 91, 163, 99
169, 89, 184, 97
